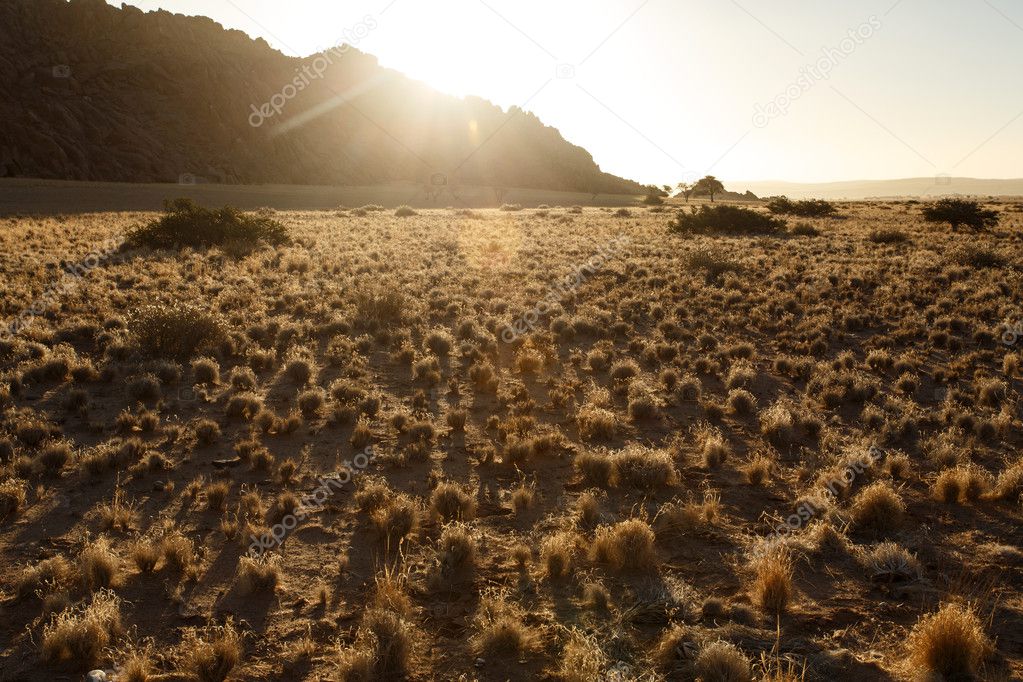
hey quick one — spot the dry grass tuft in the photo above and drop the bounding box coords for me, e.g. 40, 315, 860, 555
41, 589, 122, 667
695, 640, 752, 682
372, 495, 420, 547
429, 482, 476, 522
751, 549, 793, 615
849, 481, 905, 535
179, 619, 243, 682
558, 630, 607, 681
79, 536, 121, 590
471, 593, 535, 657
338, 608, 415, 680
236, 555, 280, 594
610, 445, 679, 489
906, 603, 990, 680
589, 519, 657, 572
540, 531, 578, 579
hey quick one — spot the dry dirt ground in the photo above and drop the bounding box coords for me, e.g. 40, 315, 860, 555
0, 201, 1022, 681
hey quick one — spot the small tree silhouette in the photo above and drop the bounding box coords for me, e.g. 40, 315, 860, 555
922, 199, 999, 231
694, 176, 725, 202
676, 182, 695, 203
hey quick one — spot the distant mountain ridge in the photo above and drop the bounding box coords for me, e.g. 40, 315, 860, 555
731, 177, 1023, 200
0, 0, 644, 195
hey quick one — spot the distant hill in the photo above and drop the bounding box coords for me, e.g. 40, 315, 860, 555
0, 0, 644, 196
730, 177, 1023, 200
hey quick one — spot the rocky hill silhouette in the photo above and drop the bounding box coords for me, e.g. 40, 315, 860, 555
0, 0, 644, 195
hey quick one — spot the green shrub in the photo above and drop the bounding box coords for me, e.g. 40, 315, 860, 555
500, 204, 523, 212
669, 205, 785, 236
394, 205, 417, 217
129, 303, 227, 359
126, 199, 289, 249
922, 199, 999, 231
767, 197, 836, 217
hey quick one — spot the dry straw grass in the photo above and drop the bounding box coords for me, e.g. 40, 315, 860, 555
1, 203, 1021, 679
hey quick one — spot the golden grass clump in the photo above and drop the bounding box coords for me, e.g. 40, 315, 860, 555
178, 619, 244, 682
558, 630, 608, 682
750, 548, 793, 615
338, 608, 415, 681
429, 481, 476, 522
41, 589, 122, 667
0, 478, 27, 519
694, 640, 752, 682
906, 603, 990, 680
18, 555, 72, 598
652, 624, 694, 671
933, 465, 994, 504
435, 522, 477, 574
372, 495, 420, 546
575, 450, 613, 487
610, 445, 679, 489
589, 518, 657, 572
540, 531, 578, 579
470, 593, 535, 657
576, 404, 619, 442
849, 481, 905, 535
79, 536, 121, 590
236, 555, 280, 594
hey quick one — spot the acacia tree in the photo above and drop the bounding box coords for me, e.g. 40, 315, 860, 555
676, 182, 695, 203
922, 199, 999, 231
694, 176, 725, 202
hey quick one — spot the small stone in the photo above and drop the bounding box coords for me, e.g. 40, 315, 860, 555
85, 671, 107, 682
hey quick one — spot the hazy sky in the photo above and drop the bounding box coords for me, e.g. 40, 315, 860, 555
109, 0, 1023, 186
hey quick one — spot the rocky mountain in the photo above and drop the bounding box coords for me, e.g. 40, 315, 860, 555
0, 0, 644, 195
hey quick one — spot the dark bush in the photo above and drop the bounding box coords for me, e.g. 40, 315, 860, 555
767, 197, 836, 217
922, 199, 999, 231
669, 205, 786, 236
126, 198, 289, 249
949, 244, 1005, 268
129, 303, 227, 359
868, 228, 908, 244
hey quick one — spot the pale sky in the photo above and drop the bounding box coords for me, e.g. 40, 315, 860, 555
110, 0, 1023, 186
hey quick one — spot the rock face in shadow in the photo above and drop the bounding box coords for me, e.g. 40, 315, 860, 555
0, 0, 644, 194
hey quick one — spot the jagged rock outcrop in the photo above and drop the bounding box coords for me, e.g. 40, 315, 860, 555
0, 0, 644, 194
